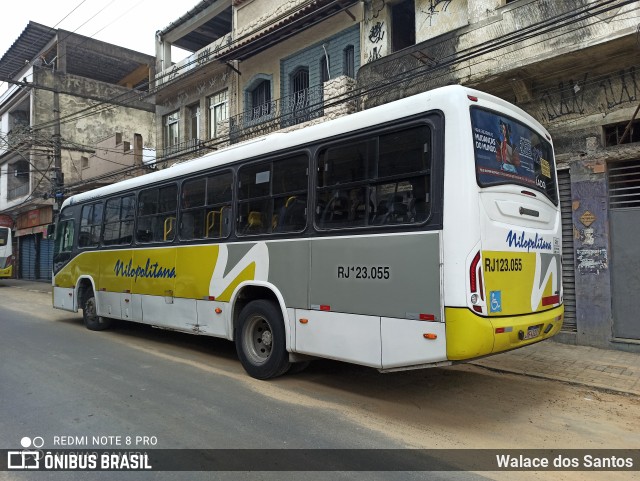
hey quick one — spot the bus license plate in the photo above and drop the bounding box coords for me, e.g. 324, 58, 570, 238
524, 325, 542, 340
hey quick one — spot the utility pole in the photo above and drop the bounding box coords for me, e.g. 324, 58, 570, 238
52, 76, 64, 215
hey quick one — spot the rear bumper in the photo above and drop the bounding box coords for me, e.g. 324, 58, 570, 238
445, 305, 564, 361
0, 265, 12, 278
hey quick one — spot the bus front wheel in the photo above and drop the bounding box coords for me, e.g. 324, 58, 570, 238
82, 293, 112, 331
235, 300, 290, 380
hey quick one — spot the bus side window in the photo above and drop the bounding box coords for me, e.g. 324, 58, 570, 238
103, 195, 135, 245
237, 155, 307, 236
53, 220, 75, 269
137, 185, 177, 243
316, 125, 431, 230
79, 203, 103, 248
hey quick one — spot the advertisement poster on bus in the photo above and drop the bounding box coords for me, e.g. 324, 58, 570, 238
471, 108, 556, 203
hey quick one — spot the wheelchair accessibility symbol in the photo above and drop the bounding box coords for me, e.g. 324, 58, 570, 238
490, 291, 502, 313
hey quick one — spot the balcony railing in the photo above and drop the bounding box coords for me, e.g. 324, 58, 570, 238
157, 138, 204, 162
229, 85, 324, 142
155, 85, 333, 160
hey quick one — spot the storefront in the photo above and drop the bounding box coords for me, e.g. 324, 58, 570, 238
16, 207, 54, 281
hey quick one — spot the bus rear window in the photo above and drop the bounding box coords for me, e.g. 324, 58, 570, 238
0, 228, 8, 245
471, 107, 557, 204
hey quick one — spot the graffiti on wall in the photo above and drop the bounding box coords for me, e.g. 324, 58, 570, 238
540, 74, 588, 122
600, 67, 638, 109
366, 0, 386, 21
366, 21, 386, 63
539, 68, 638, 122
369, 22, 385, 43
420, 0, 452, 27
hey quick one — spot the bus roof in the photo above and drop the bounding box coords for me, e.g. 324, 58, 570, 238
62, 85, 549, 209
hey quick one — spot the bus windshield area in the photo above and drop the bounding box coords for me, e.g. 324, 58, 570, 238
0, 228, 8, 246
471, 107, 557, 204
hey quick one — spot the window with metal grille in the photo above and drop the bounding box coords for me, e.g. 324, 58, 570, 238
292, 68, 309, 98
604, 119, 640, 146
609, 159, 640, 209
251, 80, 271, 120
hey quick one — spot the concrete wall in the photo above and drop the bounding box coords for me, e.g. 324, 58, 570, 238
32, 69, 155, 149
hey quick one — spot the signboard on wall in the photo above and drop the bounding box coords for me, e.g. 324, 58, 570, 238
16, 207, 53, 230
0, 214, 13, 228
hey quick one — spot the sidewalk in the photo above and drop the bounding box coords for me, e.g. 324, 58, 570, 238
2, 279, 639, 395
472, 340, 640, 396
1, 278, 52, 294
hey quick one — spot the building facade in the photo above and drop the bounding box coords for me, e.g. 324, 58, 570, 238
152, 0, 362, 161
0, 22, 156, 281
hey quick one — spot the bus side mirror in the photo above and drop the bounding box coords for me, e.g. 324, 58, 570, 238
46, 224, 55, 239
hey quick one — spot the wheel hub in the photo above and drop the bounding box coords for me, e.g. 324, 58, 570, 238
261, 330, 272, 347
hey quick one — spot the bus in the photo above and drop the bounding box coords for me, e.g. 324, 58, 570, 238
52, 85, 564, 379
0, 226, 13, 278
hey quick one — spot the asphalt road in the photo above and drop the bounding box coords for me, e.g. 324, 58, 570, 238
0, 284, 485, 481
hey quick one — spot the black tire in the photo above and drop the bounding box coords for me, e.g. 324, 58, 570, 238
235, 300, 290, 380
82, 293, 113, 331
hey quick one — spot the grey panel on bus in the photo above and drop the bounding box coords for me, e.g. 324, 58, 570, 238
226, 244, 254, 277
309, 233, 441, 319
267, 240, 310, 308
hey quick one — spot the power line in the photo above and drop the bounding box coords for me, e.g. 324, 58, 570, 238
61, 0, 639, 190
26, 0, 356, 132
8, 0, 638, 193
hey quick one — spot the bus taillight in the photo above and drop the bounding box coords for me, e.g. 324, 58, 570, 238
3, 255, 12, 269
469, 251, 485, 313
470, 252, 481, 293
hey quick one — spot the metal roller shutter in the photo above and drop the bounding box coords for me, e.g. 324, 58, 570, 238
558, 169, 577, 332
19, 235, 37, 280
38, 237, 53, 281
609, 159, 640, 340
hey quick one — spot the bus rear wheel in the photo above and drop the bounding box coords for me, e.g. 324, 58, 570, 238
82, 293, 112, 331
235, 300, 290, 380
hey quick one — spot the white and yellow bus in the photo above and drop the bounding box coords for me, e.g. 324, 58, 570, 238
53, 85, 563, 379
0, 226, 13, 278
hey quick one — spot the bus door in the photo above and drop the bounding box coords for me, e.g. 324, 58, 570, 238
0, 227, 13, 278
470, 107, 562, 323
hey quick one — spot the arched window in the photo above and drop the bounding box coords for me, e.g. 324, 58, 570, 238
291, 67, 309, 122
291, 67, 309, 107
251, 79, 271, 120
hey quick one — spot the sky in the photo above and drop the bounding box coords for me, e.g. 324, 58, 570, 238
0, 0, 197, 79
